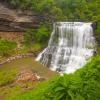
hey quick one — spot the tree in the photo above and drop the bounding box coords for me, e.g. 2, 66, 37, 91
24, 25, 50, 50
10, 0, 30, 8
49, 6, 67, 22
31, 0, 54, 13
35, 25, 50, 44
23, 29, 36, 49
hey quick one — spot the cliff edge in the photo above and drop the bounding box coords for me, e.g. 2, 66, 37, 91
0, 2, 40, 32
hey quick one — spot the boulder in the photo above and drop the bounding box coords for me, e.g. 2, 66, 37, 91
15, 70, 45, 82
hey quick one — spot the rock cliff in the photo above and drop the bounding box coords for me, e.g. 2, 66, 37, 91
0, 2, 41, 32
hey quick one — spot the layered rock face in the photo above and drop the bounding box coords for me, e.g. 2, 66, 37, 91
0, 2, 40, 32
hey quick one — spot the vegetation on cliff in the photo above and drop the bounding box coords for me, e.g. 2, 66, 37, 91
1, 0, 99, 54
24, 25, 50, 50
6, 0, 99, 54
8, 0, 99, 22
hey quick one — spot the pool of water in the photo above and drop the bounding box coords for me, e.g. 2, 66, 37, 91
0, 57, 58, 78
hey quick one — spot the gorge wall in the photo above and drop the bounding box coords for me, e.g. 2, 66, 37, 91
0, 2, 41, 32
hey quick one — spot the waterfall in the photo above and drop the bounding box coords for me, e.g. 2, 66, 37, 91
36, 22, 95, 74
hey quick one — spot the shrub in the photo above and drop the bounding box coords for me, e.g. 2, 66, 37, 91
43, 56, 100, 100
0, 39, 17, 56
23, 25, 50, 50
0, 70, 18, 86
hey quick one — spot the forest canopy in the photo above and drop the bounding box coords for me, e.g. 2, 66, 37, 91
8, 0, 99, 43
7, 0, 99, 22
1, 0, 99, 54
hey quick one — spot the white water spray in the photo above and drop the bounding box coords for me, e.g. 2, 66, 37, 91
36, 22, 95, 74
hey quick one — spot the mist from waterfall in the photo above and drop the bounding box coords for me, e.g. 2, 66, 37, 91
36, 22, 95, 74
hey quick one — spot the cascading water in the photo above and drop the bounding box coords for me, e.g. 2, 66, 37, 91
36, 22, 95, 74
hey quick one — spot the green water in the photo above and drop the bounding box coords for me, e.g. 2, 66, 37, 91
0, 57, 57, 78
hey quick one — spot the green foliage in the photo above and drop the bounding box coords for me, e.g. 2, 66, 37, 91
34, 25, 50, 44
7, 56, 100, 100
24, 29, 36, 47
8, 0, 100, 53
23, 25, 50, 50
0, 70, 17, 86
8, 0, 99, 22
10, 0, 31, 9
42, 56, 100, 100
49, 6, 67, 22
31, 0, 54, 13
10, 0, 53, 12
0, 39, 17, 56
